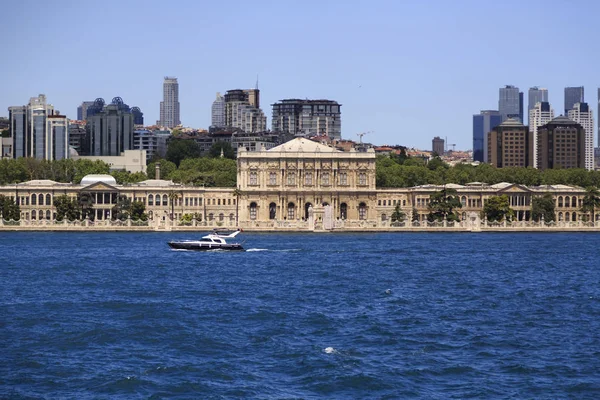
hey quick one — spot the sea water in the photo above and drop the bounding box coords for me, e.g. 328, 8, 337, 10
1, 232, 600, 399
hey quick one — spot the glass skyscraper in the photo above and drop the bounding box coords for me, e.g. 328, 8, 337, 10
473, 110, 502, 162
158, 77, 180, 128
499, 85, 523, 122
564, 86, 584, 115
527, 87, 548, 125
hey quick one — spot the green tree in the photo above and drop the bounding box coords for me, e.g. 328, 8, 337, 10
427, 188, 462, 222
130, 201, 148, 221
111, 195, 132, 220
168, 191, 180, 220
111, 170, 147, 184
77, 191, 95, 220
580, 186, 600, 222
209, 142, 236, 159
390, 203, 406, 222
0, 195, 20, 220
73, 159, 111, 183
427, 156, 449, 171
54, 195, 80, 221
411, 207, 419, 222
531, 193, 556, 222
147, 159, 177, 180
165, 139, 202, 166
1, 129, 10, 138
482, 195, 514, 222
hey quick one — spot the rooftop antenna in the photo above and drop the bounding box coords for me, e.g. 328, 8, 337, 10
255, 74, 259, 90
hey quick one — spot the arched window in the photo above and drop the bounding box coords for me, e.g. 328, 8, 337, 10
163, 194, 168, 206
565, 197, 570, 207
32, 210, 37, 220
566, 212, 570, 222
269, 202, 276, 220
572, 212, 577, 221
38, 194, 44, 205
219, 213, 224, 221
287, 172, 295, 185
304, 202, 312, 220
558, 212, 563, 221
461, 196, 467, 206
381, 214, 387, 221
148, 211, 153, 219
462, 212, 466, 220
38, 210, 44, 220
46, 210, 51, 220
322, 172, 330, 185
249, 171, 258, 185
359, 202, 367, 220
148, 194, 154, 206
287, 202, 295, 220
31, 194, 37, 206
358, 172, 367, 185
229, 213, 235, 221
558, 196, 563, 207
403, 199, 406, 206
250, 202, 257, 220
322, 202, 329, 207
340, 203, 348, 219
208, 213, 214, 221
46, 194, 51, 206
572, 196, 577, 207
305, 172, 313, 186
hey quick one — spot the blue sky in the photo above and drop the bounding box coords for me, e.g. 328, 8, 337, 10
2, 0, 599, 150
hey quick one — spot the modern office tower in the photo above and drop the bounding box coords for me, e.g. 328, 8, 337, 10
131, 107, 144, 125
487, 118, 533, 168
271, 99, 342, 139
211, 92, 225, 128
529, 101, 555, 168
472, 110, 502, 162
158, 77, 180, 128
68, 121, 87, 155
8, 94, 69, 160
224, 89, 267, 133
567, 102, 594, 170
527, 87, 548, 125
564, 86, 584, 115
537, 116, 585, 170
499, 85, 524, 122
86, 97, 134, 156
432, 136, 445, 155
77, 101, 94, 121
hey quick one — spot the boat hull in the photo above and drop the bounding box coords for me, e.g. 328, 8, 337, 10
168, 241, 244, 251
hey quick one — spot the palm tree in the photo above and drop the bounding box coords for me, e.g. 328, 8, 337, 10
77, 191, 95, 220
168, 191, 180, 221
233, 187, 242, 226
581, 186, 600, 223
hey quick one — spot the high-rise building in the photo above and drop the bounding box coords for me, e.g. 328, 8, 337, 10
499, 85, 523, 122
8, 94, 69, 160
68, 120, 87, 155
564, 86, 584, 115
432, 136, 445, 155
527, 87, 548, 125
537, 116, 585, 170
487, 118, 533, 168
87, 97, 134, 156
472, 110, 502, 162
131, 107, 144, 125
271, 99, 342, 139
77, 101, 94, 121
529, 101, 555, 168
597, 88, 600, 147
224, 89, 267, 133
211, 92, 225, 128
158, 77, 180, 128
567, 102, 594, 170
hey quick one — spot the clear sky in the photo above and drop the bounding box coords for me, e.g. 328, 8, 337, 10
2, 0, 599, 150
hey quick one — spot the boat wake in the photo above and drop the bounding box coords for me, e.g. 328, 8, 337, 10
246, 248, 302, 252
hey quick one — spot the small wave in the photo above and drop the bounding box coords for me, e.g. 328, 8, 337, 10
246, 248, 269, 252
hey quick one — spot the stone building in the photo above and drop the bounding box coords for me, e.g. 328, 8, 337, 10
0, 138, 594, 227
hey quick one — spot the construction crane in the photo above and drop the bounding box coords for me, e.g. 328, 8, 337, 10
357, 131, 372, 144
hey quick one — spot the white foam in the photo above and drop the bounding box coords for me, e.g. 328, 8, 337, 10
324, 347, 336, 354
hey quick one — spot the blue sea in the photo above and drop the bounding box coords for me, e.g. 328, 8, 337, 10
1, 232, 600, 399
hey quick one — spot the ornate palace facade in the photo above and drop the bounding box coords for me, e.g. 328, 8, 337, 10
0, 138, 593, 229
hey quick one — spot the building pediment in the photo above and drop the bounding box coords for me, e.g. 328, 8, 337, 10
496, 183, 531, 193
81, 181, 119, 192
